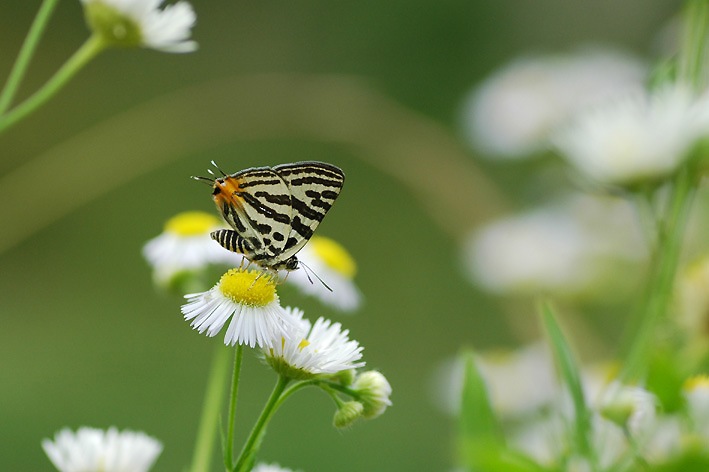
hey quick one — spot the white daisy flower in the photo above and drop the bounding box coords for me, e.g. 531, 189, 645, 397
263, 307, 364, 379
464, 193, 646, 296
554, 83, 707, 186
42, 427, 162, 472
182, 268, 298, 348
285, 236, 362, 312
462, 48, 645, 159
251, 464, 300, 472
143, 211, 244, 285
352, 370, 392, 418
81, 0, 197, 53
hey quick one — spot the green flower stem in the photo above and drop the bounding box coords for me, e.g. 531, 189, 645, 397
190, 344, 231, 472
623, 425, 650, 471
0, 0, 60, 114
632, 191, 659, 255
317, 380, 359, 399
0, 34, 106, 135
621, 168, 696, 382
270, 379, 358, 415
679, 0, 709, 88
319, 383, 347, 407
224, 344, 244, 470
233, 375, 290, 472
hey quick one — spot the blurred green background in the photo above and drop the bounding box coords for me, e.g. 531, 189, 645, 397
0, 1, 678, 470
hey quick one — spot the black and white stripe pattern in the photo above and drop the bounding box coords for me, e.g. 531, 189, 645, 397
209, 161, 345, 272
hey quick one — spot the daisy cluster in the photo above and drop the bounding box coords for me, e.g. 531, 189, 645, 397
46, 216, 387, 470
438, 345, 709, 471
143, 210, 388, 417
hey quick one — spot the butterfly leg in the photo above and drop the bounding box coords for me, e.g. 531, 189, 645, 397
248, 271, 263, 290
247, 268, 277, 289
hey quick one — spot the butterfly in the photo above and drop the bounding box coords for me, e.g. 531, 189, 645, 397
195, 161, 345, 277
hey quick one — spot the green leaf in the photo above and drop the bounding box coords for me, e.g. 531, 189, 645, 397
539, 302, 593, 460
458, 350, 505, 469
459, 350, 503, 442
462, 448, 548, 472
646, 346, 686, 413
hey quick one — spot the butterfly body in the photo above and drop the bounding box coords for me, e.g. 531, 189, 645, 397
207, 161, 345, 274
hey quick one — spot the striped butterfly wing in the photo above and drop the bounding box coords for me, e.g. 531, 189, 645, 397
272, 161, 345, 260
213, 167, 293, 258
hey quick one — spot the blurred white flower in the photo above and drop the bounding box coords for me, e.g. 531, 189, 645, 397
182, 268, 298, 348
580, 361, 618, 406
81, 0, 197, 53
554, 83, 708, 186
590, 414, 631, 468
286, 236, 362, 312
263, 307, 364, 379
465, 194, 646, 296
510, 415, 565, 465
42, 427, 162, 472
477, 343, 558, 417
251, 464, 299, 472
462, 48, 645, 159
684, 375, 709, 435
430, 343, 556, 418
643, 417, 683, 464
599, 382, 658, 442
511, 413, 628, 469
143, 211, 244, 285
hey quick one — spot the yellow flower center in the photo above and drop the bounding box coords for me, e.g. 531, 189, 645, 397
165, 212, 220, 236
684, 374, 709, 392
310, 236, 357, 278
218, 269, 276, 307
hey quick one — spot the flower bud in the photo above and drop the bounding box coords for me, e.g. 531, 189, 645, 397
333, 401, 364, 428
353, 370, 392, 419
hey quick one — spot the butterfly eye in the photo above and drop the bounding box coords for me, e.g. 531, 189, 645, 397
285, 258, 299, 271
212, 186, 221, 196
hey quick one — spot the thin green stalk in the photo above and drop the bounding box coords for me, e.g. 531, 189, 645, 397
319, 383, 347, 408
623, 425, 650, 471
190, 344, 231, 472
273, 380, 318, 410
224, 345, 244, 470
621, 169, 695, 382
0, 34, 106, 135
233, 375, 290, 472
632, 191, 659, 256
0, 0, 60, 114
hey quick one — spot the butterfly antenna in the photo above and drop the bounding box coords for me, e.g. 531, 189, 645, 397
211, 160, 227, 177
207, 169, 217, 178
299, 261, 333, 292
191, 175, 214, 186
